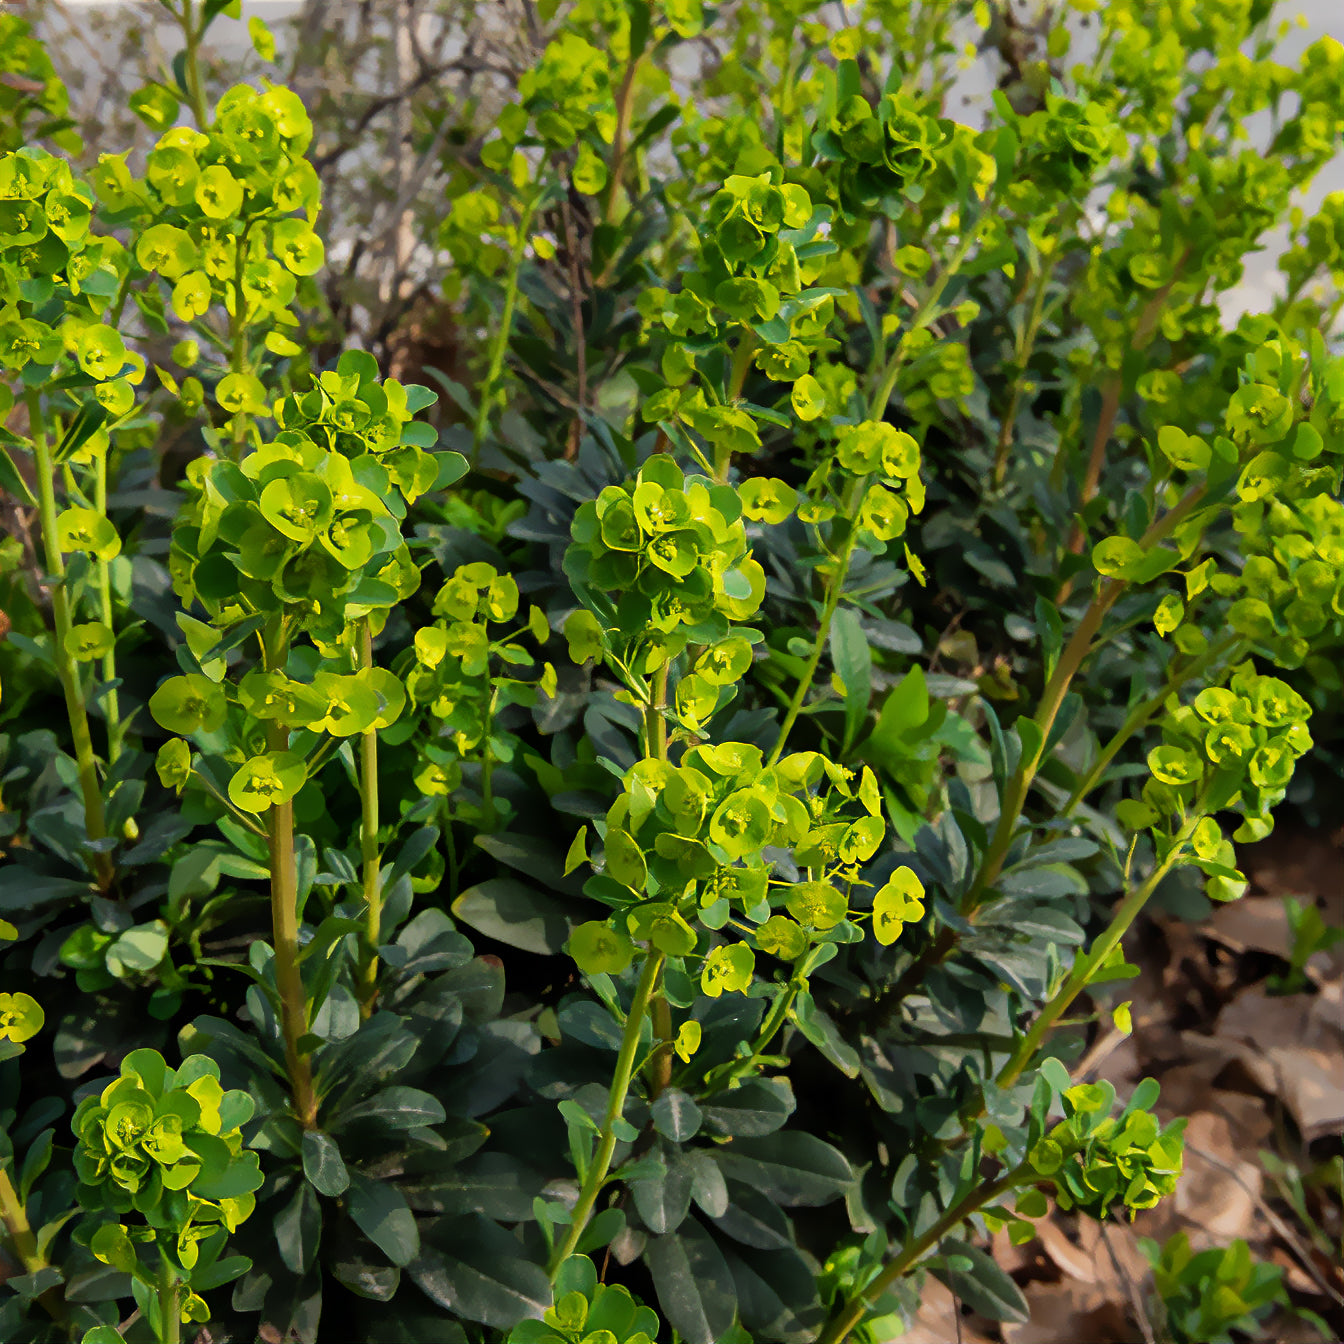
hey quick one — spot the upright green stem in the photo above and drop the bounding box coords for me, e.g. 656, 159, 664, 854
644, 665, 668, 761
963, 579, 1121, 909
641, 666, 672, 1093
713, 331, 758, 483
602, 52, 642, 226
95, 452, 124, 765
817, 1165, 1027, 1344
158, 1258, 181, 1344
767, 476, 868, 766
995, 818, 1196, 1090
480, 683, 500, 833
0, 1167, 65, 1325
548, 948, 666, 1275
701, 978, 801, 1098
226, 223, 254, 458
992, 256, 1058, 488
1061, 634, 1242, 816
472, 197, 538, 465
647, 992, 673, 1099
28, 391, 113, 890
356, 620, 382, 1017
870, 226, 979, 419
768, 231, 980, 766
965, 481, 1208, 910
262, 622, 318, 1129
178, 0, 210, 127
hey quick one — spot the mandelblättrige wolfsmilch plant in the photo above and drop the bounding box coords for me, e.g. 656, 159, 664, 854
1, 0, 1342, 1341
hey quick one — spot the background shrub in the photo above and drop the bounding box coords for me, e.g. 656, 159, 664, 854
1, 2, 1342, 1342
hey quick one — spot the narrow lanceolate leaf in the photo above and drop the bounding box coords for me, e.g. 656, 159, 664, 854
829, 605, 872, 753
329, 1085, 446, 1132
630, 1147, 694, 1235
645, 1216, 739, 1344
301, 1129, 349, 1197
346, 1171, 419, 1267
651, 1087, 703, 1142
450, 879, 570, 954
410, 1214, 551, 1329
712, 1132, 854, 1206
931, 1237, 1030, 1323
699, 1078, 795, 1138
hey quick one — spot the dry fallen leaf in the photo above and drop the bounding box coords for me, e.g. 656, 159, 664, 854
1003, 1280, 1133, 1344
1182, 987, 1344, 1141
1240, 829, 1344, 923
1205, 895, 1294, 961
1175, 1112, 1264, 1245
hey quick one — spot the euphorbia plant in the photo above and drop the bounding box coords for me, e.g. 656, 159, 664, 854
2, 0, 1343, 1342
154, 351, 453, 1122
73, 1049, 261, 1343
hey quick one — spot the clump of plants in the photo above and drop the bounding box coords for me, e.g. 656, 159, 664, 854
1, 0, 1342, 1341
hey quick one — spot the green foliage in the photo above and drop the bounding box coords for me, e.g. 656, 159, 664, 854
1141, 1231, 1288, 1344
1, 0, 1342, 1342
64, 1049, 260, 1336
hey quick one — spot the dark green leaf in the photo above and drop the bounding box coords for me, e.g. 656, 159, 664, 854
709, 1181, 793, 1250
401, 1153, 543, 1221
699, 1078, 795, 1138
330, 1085, 446, 1132
652, 1088, 702, 1142
302, 1130, 349, 1197
630, 1147, 694, 1235
932, 1237, 1029, 1323
411, 1215, 551, 1329
713, 1132, 853, 1206
346, 1172, 419, 1267
275, 1182, 322, 1274
829, 607, 872, 753
645, 1216, 739, 1344
790, 992, 859, 1078
452, 880, 570, 955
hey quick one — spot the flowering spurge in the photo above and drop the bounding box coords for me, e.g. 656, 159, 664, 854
1121, 664, 1313, 886
73, 1049, 260, 1334
810, 83, 948, 219
154, 351, 450, 807
407, 561, 557, 825
166, 350, 439, 648
93, 82, 323, 423
1021, 1078, 1185, 1220
814, 419, 926, 554
563, 454, 766, 725
566, 745, 922, 988
0, 145, 141, 882
0, 150, 128, 383
0, 991, 42, 1057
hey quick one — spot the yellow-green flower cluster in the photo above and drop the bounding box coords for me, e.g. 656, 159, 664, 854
168, 351, 437, 642
564, 455, 766, 702
1123, 664, 1313, 873
1034, 1081, 1185, 1220
408, 562, 556, 793
73, 1049, 261, 1231
568, 745, 913, 996
0, 149, 131, 383
95, 83, 323, 379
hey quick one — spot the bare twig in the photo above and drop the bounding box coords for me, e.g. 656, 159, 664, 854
1099, 1219, 1157, 1344
1185, 1143, 1344, 1311
1076, 1025, 1127, 1082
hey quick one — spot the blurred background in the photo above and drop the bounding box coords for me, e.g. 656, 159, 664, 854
26, 0, 1344, 353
